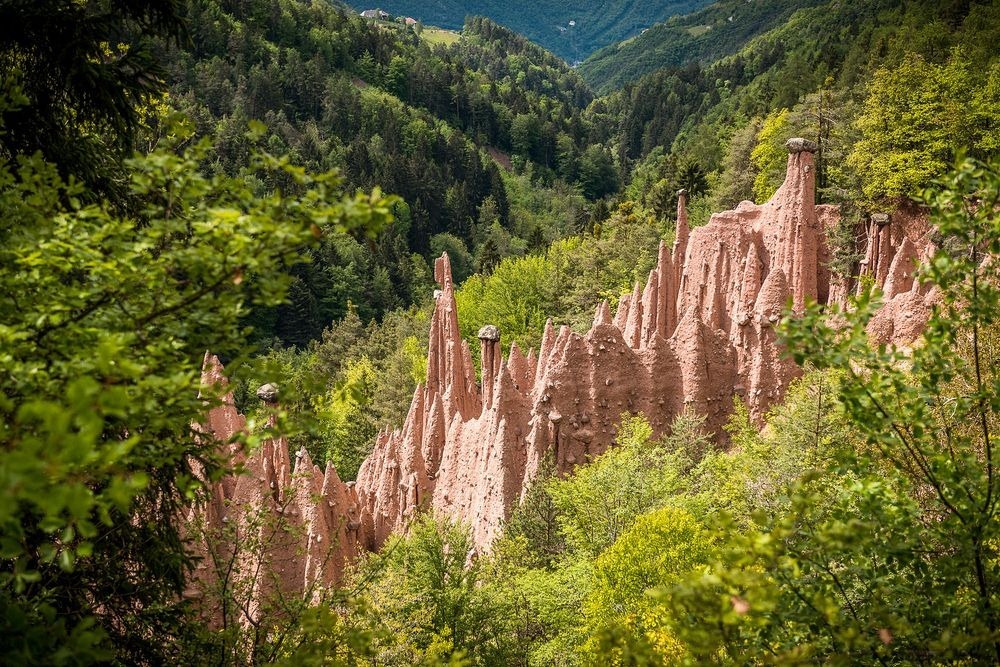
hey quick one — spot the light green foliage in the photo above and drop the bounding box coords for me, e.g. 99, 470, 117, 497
583, 507, 714, 664
972, 61, 1000, 153
669, 467, 920, 663
318, 357, 380, 480
546, 206, 660, 332
268, 602, 376, 666
687, 372, 852, 525
354, 514, 514, 665
456, 254, 553, 355
499, 541, 594, 666
750, 108, 790, 202
251, 304, 432, 478
421, 28, 461, 47
547, 415, 691, 558
484, 411, 718, 665
0, 104, 395, 661
402, 335, 429, 386
849, 50, 1000, 203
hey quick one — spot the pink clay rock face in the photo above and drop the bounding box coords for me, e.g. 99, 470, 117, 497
190, 139, 937, 603
187, 355, 364, 626
853, 203, 937, 346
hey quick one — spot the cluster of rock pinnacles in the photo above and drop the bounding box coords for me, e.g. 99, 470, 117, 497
189, 140, 936, 616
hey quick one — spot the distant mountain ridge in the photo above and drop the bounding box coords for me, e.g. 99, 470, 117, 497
342, 0, 713, 62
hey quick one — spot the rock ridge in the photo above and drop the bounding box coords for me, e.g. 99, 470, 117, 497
191, 145, 934, 612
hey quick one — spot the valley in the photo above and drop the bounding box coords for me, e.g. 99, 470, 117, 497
3, 0, 1000, 664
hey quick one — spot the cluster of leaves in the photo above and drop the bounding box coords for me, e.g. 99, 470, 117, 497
0, 78, 396, 664
0, 0, 188, 201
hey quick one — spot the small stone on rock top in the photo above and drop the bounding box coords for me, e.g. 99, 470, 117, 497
785, 137, 818, 153
477, 324, 501, 341
256, 383, 279, 403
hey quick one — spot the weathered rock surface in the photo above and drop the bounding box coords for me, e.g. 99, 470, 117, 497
188, 354, 363, 626
190, 140, 934, 609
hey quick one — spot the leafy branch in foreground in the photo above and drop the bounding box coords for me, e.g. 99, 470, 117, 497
0, 105, 397, 663
665, 156, 1000, 664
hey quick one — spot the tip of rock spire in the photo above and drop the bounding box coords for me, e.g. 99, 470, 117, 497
434, 253, 454, 289
592, 300, 612, 328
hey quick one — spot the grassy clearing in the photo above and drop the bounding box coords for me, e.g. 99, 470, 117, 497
422, 28, 461, 46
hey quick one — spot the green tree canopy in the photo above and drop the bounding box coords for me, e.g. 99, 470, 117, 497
0, 101, 396, 662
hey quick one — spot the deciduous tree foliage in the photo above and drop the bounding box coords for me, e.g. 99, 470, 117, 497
665, 157, 1000, 664
0, 93, 395, 662
849, 51, 1000, 203
0, 0, 187, 200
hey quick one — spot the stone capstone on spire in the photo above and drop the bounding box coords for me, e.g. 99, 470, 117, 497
785, 137, 819, 153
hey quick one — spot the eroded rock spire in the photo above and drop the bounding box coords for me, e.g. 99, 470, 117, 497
192, 139, 936, 603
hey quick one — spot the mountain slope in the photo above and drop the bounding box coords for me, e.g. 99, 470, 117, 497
163, 1, 594, 345
579, 0, 826, 93
342, 0, 713, 62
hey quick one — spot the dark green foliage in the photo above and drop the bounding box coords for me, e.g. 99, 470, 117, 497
503, 455, 565, 568
826, 202, 865, 278
0, 98, 395, 662
585, 0, 1000, 185
163, 2, 608, 344
0, 0, 187, 200
577, 145, 619, 200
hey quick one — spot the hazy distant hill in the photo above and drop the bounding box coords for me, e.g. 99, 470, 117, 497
342, 0, 712, 62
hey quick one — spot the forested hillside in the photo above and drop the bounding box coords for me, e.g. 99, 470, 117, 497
585, 0, 1000, 219
578, 0, 826, 93
5, 0, 1000, 664
342, 0, 711, 63
163, 1, 598, 346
